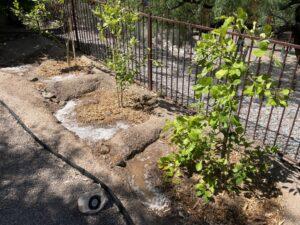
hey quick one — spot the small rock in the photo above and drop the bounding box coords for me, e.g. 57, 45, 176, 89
144, 98, 157, 106
91, 67, 102, 74
141, 94, 152, 102
42, 91, 56, 99
50, 98, 59, 103
99, 144, 110, 154
133, 103, 143, 110
28, 77, 38, 82
116, 160, 126, 167
178, 211, 185, 218
59, 101, 66, 107
100, 67, 110, 73
143, 106, 155, 112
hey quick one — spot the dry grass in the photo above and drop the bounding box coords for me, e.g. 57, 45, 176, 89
75, 89, 151, 125
164, 178, 283, 225
35, 58, 91, 77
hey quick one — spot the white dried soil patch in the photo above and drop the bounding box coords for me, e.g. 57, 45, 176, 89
48, 74, 79, 82
0, 65, 34, 74
128, 174, 171, 214
55, 100, 129, 141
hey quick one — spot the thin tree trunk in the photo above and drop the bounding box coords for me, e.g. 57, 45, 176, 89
69, 18, 76, 61
116, 86, 121, 107
120, 88, 124, 108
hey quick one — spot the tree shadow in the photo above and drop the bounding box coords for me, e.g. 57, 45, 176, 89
0, 129, 128, 225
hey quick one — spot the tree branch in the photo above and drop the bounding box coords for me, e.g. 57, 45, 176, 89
279, 0, 300, 10
168, 0, 203, 10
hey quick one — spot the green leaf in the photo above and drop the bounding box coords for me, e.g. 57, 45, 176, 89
274, 58, 283, 68
236, 177, 244, 185
280, 89, 290, 96
244, 85, 254, 96
233, 79, 241, 85
263, 24, 272, 36
253, 49, 267, 57
196, 161, 203, 172
258, 40, 269, 51
216, 69, 228, 79
279, 100, 288, 107
199, 77, 213, 86
237, 8, 247, 21
266, 97, 276, 106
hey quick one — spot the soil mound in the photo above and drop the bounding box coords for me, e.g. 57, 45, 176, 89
103, 117, 166, 166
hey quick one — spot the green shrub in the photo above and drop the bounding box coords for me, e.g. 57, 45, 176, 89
159, 8, 290, 202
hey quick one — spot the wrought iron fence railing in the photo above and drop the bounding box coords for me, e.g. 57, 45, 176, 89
47, 0, 300, 164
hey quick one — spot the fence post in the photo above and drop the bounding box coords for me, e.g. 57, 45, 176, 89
147, 13, 153, 91
70, 0, 80, 49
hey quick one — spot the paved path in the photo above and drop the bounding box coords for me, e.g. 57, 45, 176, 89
0, 104, 125, 225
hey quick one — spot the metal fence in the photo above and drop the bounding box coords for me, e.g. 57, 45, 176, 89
48, 0, 300, 164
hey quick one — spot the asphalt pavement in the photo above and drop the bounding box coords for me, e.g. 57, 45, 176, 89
0, 104, 125, 225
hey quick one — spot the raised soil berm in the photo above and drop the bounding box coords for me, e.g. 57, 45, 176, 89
44, 74, 104, 101
103, 116, 166, 167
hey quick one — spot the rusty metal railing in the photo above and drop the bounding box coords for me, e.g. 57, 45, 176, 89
48, 0, 300, 164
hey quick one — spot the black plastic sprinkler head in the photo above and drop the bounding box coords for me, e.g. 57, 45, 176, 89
78, 186, 108, 214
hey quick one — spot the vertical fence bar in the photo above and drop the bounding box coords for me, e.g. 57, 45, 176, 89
273, 51, 299, 146
187, 26, 193, 107
165, 24, 170, 97
175, 25, 181, 103
142, 16, 146, 84
155, 19, 159, 91
58, 1, 300, 162
170, 23, 175, 99
71, 0, 80, 49
147, 13, 153, 90
263, 46, 291, 144
284, 104, 300, 152
238, 39, 254, 116
253, 44, 276, 139
181, 30, 187, 106
137, 20, 142, 82
160, 21, 164, 94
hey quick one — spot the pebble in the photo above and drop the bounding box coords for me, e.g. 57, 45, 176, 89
42, 91, 56, 99
28, 77, 38, 82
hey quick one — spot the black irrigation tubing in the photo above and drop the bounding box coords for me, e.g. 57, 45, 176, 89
0, 99, 135, 225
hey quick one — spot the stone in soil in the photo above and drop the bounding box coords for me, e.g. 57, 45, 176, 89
28, 76, 38, 82
42, 91, 56, 99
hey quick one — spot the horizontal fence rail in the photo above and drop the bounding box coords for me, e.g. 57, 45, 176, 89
46, 0, 300, 164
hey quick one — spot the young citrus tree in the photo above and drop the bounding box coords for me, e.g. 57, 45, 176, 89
159, 9, 290, 202
93, 0, 139, 107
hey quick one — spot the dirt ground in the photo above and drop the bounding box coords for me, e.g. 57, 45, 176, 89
76, 89, 152, 126
0, 98, 125, 225
1, 31, 300, 225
